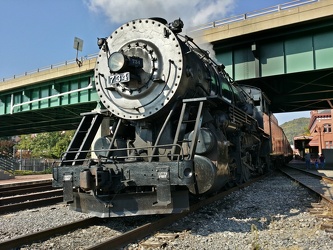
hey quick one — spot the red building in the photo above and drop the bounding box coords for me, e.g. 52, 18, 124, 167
294, 109, 333, 163
308, 110, 333, 154
304, 109, 333, 164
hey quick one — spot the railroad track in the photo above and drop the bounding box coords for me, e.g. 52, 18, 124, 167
0, 175, 265, 249
0, 181, 63, 214
0, 180, 53, 197
0, 217, 101, 249
280, 165, 333, 239
280, 165, 333, 206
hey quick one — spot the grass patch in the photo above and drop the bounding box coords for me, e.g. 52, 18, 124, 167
14, 168, 52, 175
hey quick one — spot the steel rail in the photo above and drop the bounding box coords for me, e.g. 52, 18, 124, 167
0, 184, 54, 197
0, 196, 63, 215
0, 189, 63, 206
281, 165, 333, 240
0, 180, 52, 193
280, 166, 333, 206
0, 217, 100, 249
87, 175, 266, 250
0, 175, 266, 249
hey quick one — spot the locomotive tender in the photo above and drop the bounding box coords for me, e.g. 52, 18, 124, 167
52, 18, 292, 217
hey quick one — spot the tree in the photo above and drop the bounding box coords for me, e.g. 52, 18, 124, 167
16, 131, 75, 159
0, 137, 15, 157
52, 131, 75, 158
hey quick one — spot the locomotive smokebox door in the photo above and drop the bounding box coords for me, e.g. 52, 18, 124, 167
63, 174, 74, 203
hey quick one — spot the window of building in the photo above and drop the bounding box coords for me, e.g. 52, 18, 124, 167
323, 123, 331, 133
325, 141, 333, 149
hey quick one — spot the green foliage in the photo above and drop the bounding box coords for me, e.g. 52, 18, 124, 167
280, 118, 310, 145
14, 168, 52, 175
0, 137, 15, 157
16, 131, 75, 159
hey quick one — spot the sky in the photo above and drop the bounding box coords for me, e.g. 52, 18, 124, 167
0, 0, 311, 124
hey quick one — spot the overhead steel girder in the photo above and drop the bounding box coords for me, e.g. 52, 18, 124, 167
239, 68, 333, 113
213, 18, 333, 113
0, 71, 100, 137
215, 27, 333, 81
0, 102, 99, 137
0, 72, 98, 115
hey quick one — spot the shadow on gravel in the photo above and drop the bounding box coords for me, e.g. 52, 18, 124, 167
167, 170, 320, 236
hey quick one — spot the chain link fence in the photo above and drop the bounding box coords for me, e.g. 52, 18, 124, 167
15, 158, 55, 172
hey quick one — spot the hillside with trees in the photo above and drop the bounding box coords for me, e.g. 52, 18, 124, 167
280, 117, 310, 145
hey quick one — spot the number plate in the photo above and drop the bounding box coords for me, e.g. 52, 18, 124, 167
109, 72, 130, 84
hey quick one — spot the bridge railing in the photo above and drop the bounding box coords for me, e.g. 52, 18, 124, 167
188, 0, 319, 32
1, 53, 98, 83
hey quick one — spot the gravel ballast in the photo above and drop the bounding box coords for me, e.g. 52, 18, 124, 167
1, 172, 332, 249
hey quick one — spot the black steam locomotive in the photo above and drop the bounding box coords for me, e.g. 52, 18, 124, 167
52, 18, 292, 217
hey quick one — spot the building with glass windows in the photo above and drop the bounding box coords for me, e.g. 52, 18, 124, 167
307, 110, 333, 164
308, 110, 333, 152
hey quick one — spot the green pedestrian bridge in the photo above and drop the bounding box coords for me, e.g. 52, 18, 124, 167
1, 0, 333, 137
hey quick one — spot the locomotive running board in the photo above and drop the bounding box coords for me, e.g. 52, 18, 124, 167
70, 190, 189, 218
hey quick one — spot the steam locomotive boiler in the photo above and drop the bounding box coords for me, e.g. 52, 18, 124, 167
53, 18, 284, 217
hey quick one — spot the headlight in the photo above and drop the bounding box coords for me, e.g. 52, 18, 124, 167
108, 52, 125, 72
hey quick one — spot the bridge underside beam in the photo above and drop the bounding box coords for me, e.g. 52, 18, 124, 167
0, 72, 99, 137
216, 26, 333, 80
214, 18, 333, 113
239, 67, 333, 113
0, 102, 98, 137
0, 72, 97, 115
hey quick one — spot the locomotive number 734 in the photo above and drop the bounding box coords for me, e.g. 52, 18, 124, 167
108, 72, 130, 85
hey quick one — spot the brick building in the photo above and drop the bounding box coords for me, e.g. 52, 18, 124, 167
308, 110, 333, 152
308, 109, 333, 163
